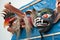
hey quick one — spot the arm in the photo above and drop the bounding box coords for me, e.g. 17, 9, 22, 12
53, 0, 60, 23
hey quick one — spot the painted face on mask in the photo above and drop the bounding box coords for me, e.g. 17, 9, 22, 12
34, 8, 54, 33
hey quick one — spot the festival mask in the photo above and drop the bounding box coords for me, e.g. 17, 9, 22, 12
34, 8, 54, 33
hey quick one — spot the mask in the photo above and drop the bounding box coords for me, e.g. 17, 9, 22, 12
34, 8, 54, 33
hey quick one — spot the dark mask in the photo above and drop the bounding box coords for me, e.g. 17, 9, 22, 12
34, 8, 54, 33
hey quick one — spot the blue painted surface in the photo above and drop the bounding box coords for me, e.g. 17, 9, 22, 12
33, 0, 56, 11
11, 0, 60, 40
54, 34, 60, 40
20, 0, 35, 9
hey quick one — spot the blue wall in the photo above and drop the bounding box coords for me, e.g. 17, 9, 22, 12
11, 0, 60, 40
21, 0, 56, 12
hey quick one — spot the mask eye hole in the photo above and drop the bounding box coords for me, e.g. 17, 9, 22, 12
58, 2, 60, 5
42, 14, 52, 18
26, 14, 30, 17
